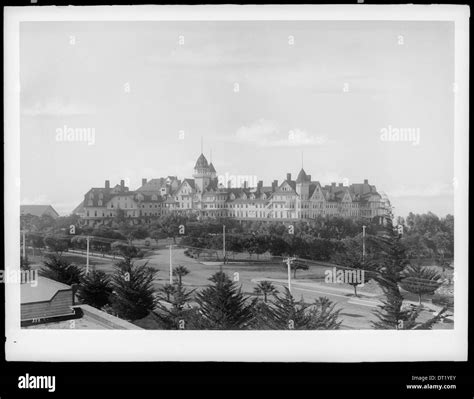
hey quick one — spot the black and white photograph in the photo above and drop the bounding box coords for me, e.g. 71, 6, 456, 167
2, 2, 470, 381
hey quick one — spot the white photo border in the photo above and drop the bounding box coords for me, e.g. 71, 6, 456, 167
4, 4, 469, 362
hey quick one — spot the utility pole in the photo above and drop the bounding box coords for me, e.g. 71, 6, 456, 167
169, 244, 173, 284
362, 225, 366, 262
283, 257, 296, 293
22, 230, 26, 259
86, 236, 90, 275
222, 225, 226, 265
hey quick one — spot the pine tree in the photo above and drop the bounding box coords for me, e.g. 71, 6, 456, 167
306, 297, 342, 330
40, 254, 82, 285
155, 283, 198, 329
109, 259, 157, 321
77, 270, 113, 309
259, 288, 341, 330
250, 299, 275, 329
195, 271, 254, 330
371, 216, 447, 329
262, 287, 312, 330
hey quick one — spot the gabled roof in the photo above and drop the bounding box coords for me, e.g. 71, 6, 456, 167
226, 188, 253, 201
174, 179, 196, 196
134, 193, 163, 203
308, 182, 322, 199
20, 205, 59, 218
349, 182, 375, 196
71, 201, 84, 215
183, 179, 195, 189
276, 179, 296, 193
209, 162, 216, 173
137, 178, 168, 192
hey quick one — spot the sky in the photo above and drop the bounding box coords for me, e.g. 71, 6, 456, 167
19, 21, 454, 218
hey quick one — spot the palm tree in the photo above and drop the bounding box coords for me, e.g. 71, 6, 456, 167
253, 281, 277, 303
399, 264, 443, 306
160, 283, 177, 302
172, 265, 190, 285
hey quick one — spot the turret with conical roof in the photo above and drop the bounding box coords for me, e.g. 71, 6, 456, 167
296, 168, 308, 183
194, 153, 209, 170
209, 162, 217, 179
296, 168, 310, 199
193, 153, 212, 192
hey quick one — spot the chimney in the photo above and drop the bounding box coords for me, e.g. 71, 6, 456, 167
105, 180, 110, 189
307, 175, 311, 181
286, 173, 291, 181
120, 179, 125, 188
71, 283, 79, 305
243, 181, 248, 189
142, 178, 147, 186
257, 180, 263, 189
331, 182, 336, 187
272, 180, 278, 191
364, 179, 369, 184
227, 180, 232, 189
339, 183, 343, 187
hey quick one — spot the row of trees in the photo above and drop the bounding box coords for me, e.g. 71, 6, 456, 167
38, 245, 342, 330
397, 212, 454, 260
21, 212, 386, 246
38, 225, 449, 331
21, 211, 454, 266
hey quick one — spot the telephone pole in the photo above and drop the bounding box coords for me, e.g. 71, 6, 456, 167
86, 236, 90, 275
22, 230, 26, 259
362, 225, 366, 262
169, 244, 173, 284
283, 257, 296, 293
222, 225, 226, 265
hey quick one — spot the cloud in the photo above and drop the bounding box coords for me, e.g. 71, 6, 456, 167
388, 182, 454, 198
234, 119, 328, 148
20, 195, 51, 205
22, 98, 94, 117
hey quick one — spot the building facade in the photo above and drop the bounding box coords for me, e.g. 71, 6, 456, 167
78, 153, 391, 226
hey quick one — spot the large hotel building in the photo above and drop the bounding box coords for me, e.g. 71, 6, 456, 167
76, 153, 391, 226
